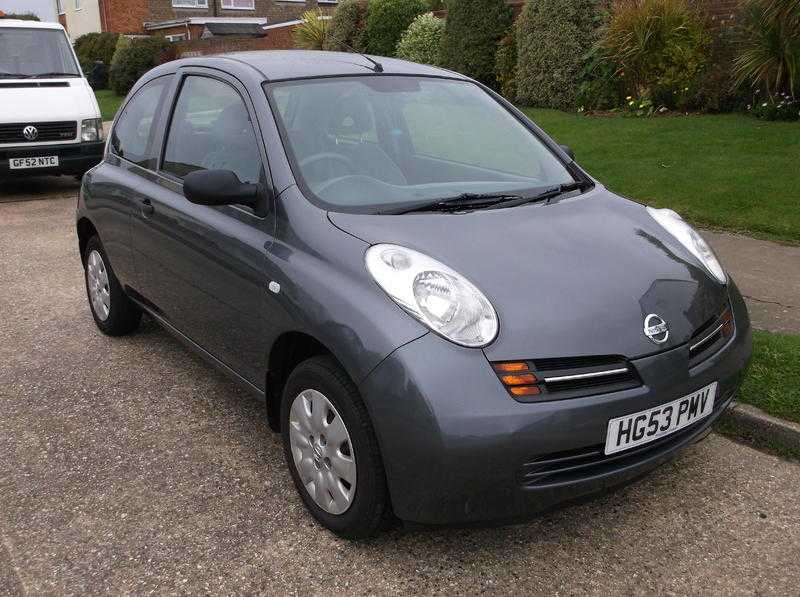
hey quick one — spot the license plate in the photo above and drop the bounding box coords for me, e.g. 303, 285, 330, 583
9, 156, 59, 170
605, 381, 717, 455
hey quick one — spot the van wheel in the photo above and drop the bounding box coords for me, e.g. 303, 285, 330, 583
83, 235, 142, 336
281, 356, 389, 539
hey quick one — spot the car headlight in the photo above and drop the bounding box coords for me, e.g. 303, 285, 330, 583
81, 118, 103, 142
647, 207, 726, 284
365, 244, 499, 347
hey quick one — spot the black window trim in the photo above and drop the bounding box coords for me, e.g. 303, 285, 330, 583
155, 67, 273, 218
108, 74, 174, 172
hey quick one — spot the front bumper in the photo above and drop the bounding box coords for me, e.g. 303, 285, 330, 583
360, 284, 752, 525
0, 141, 104, 177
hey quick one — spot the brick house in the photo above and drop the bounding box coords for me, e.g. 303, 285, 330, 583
95, 0, 336, 38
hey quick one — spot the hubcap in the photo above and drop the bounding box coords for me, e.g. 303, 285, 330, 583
86, 250, 110, 321
289, 389, 356, 515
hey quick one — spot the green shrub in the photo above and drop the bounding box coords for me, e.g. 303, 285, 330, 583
110, 35, 132, 71
733, 0, 800, 99
440, 0, 512, 88
425, 0, 445, 10
517, 0, 601, 110
295, 9, 329, 49
323, 0, 369, 52
599, 0, 711, 109
109, 37, 170, 96
494, 26, 517, 99
576, 45, 624, 110
396, 12, 445, 66
365, 0, 426, 57
75, 32, 119, 74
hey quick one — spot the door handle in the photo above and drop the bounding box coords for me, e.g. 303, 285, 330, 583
140, 198, 155, 217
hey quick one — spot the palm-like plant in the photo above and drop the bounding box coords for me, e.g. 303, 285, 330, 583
295, 9, 330, 50
733, 0, 800, 98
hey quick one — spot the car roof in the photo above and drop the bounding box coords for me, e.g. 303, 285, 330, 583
0, 19, 65, 30
170, 50, 468, 82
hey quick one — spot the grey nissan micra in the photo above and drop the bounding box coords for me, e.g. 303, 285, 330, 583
77, 51, 752, 538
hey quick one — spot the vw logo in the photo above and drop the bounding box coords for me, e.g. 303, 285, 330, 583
644, 313, 669, 344
23, 125, 39, 141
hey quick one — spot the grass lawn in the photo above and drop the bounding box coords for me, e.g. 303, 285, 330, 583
739, 330, 800, 424
522, 109, 800, 244
95, 89, 125, 122
717, 329, 800, 460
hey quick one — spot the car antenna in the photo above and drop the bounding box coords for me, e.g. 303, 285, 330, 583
339, 42, 384, 73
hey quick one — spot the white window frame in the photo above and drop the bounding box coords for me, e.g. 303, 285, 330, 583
165, 33, 188, 42
172, 0, 209, 8
221, 0, 255, 9
75, 0, 82, 11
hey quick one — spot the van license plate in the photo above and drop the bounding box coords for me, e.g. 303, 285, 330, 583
9, 156, 59, 170
604, 381, 717, 455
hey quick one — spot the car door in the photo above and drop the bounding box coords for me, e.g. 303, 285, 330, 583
130, 68, 276, 386
90, 74, 173, 291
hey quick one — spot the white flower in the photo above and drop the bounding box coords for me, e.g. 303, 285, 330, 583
762, 102, 768, 107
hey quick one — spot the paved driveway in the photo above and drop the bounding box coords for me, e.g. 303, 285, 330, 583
1, 192, 799, 594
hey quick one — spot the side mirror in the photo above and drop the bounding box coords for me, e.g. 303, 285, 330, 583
559, 144, 575, 161
183, 169, 259, 207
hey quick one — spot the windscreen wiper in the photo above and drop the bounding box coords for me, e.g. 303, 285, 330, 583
31, 72, 80, 78
390, 192, 525, 215
0, 72, 32, 78
485, 181, 589, 210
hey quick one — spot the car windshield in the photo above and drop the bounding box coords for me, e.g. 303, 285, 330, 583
266, 76, 576, 213
0, 27, 80, 78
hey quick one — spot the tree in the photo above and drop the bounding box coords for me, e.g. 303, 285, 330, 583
440, 0, 512, 88
365, 0, 426, 57
516, 0, 600, 109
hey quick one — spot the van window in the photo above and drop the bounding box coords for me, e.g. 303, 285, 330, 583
0, 27, 79, 78
111, 77, 169, 168
163, 76, 262, 184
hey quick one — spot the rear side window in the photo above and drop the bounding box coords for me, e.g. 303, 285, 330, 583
162, 76, 262, 184
111, 77, 169, 168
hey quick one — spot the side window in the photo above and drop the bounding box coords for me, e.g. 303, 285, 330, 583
111, 77, 168, 168
162, 76, 262, 184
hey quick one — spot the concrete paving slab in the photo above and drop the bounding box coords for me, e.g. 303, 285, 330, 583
704, 230, 800, 334
0, 195, 798, 594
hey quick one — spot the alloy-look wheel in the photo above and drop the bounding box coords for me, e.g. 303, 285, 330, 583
83, 235, 142, 336
281, 356, 390, 539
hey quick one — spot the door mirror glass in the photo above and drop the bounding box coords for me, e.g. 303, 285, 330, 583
183, 169, 259, 206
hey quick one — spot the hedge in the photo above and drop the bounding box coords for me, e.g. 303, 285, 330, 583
396, 12, 445, 66
365, 0, 426, 57
517, 0, 600, 110
440, 0, 512, 88
323, 0, 369, 52
109, 37, 170, 97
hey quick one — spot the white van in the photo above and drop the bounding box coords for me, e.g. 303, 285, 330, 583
0, 19, 104, 178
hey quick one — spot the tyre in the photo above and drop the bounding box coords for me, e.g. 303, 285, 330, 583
83, 235, 142, 336
281, 356, 390, 539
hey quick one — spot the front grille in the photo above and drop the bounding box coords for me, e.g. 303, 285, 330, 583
0, 121, 77, 144
492, 355, 642, 403
518, 390, 734, 487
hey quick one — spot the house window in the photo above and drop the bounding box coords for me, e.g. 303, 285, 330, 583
75, 0, 82, 10
165, 33, 188, 42
56, 0, 64, 14
221, 0, 255, 9
171, 0, 209, 8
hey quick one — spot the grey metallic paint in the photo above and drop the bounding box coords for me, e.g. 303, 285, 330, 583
77, 51, 752, 526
